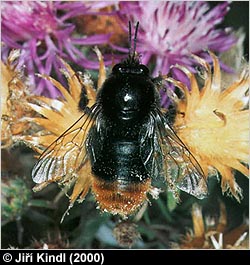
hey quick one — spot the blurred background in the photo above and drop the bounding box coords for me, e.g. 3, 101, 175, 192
1, 1, 249, 249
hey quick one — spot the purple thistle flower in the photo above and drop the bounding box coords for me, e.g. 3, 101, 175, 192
116, 1, 236, 106
1, 1, 112, 97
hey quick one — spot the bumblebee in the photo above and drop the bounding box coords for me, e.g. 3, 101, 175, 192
32, 22, 208, 218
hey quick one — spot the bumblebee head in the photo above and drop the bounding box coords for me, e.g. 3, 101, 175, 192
98, 21, 159, 122
111, 21, 149, 76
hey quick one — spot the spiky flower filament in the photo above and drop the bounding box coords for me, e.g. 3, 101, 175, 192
167, 52, 249, 201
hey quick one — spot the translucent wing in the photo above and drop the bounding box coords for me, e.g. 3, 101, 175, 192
139, 115, 164, 181
142, 109, 208, 199
161, 123, 208, 199
32, 105, 101, 187
158, 110, 208, 199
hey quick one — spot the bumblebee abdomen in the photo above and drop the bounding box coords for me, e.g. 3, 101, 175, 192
89, 139, 151, 216
91, 140, 149, 181
92, 176, 151, 217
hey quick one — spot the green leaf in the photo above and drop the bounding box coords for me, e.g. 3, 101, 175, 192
28, 199, 55, 209
156, 197, 173, 223
138, 225, 156, 241
167, 191, 178, 212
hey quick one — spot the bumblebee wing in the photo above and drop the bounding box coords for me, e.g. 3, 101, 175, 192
32, 105, 100, 185
156, 110, 208, 199
139, 115, 164, 180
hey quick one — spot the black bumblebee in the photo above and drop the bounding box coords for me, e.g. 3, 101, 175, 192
32, 22, 208, 217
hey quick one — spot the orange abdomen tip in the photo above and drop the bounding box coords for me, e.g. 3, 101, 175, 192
91, 176, 151, 218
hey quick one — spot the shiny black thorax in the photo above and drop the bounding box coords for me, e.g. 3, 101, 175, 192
87, 62, 160, 183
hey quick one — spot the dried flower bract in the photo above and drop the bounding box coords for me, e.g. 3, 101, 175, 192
177, 202, 248, 249
21, 50, 106, 214
167, 52, 249, 201
1, 50, 34, 149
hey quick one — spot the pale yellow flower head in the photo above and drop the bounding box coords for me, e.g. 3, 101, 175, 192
167, 52, 249, 201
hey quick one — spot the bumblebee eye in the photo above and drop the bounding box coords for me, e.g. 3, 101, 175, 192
138, 64, 149, 75
112, 63, 149, 75
112, 64, 124, 74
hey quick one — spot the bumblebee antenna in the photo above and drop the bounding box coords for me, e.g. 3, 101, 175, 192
128, 21, 139, 60
128, 21, 133, 57
133, 21, 139, 56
